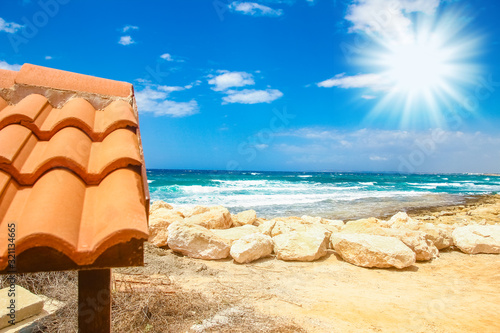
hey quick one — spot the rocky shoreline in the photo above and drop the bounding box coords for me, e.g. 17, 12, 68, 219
148, 194, 500, 269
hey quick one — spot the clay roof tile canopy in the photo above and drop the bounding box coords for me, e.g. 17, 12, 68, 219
0, 64, 149, 273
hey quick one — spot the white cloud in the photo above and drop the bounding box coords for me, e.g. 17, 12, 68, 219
274, 127, 500, 173
255, 144, 269, 150
122, 25, 139, 33
318, 73, 388, 90
370, 155, 388, 161
0, 17, 23, 33
361, 95, 377, 99
45, 56, 52, 60
135, 86, 199, 117
222, 89, 283, 104
208, 70, 255, 91
0, 60, 21, 71
345, 0, 440, 41
160, 53, 173, 61
118, 36, 135, 46
229, 1, 283, 17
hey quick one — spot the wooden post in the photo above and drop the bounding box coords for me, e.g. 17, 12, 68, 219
78, 269, 111, 333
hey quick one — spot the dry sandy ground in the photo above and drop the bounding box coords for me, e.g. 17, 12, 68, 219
118, 195, 500, 333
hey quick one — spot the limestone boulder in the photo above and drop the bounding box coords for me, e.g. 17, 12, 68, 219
148, 209, 185, 247
273, 227, 329, 262
150, 200, 173, 213
167, 222, 230, 259
184, 206, 233, 229
346, 226, 438, 261
396, 222, 453, 250
211, 225, 260, 245
271, 219, 331, 237
179, 205, 211, 218
253, 218, 268, 227
232, 210, 257, 226
301, 215, 323, 224
332, 233, 416, 269
452, 225, 500, 254
230, 233, 274, 264
323, 219, 344, 228
342, 218, 382, 233
258, 220, 277, 236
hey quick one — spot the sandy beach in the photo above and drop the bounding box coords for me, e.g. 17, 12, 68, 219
115, 194, 500, 332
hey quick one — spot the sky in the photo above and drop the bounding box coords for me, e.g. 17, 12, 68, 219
1, 0, 500, 173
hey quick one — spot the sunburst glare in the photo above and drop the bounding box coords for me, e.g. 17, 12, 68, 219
356, 8, 484, 128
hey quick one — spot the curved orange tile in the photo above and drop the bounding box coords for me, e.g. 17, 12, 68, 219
0, 97, 8, 111
95, 99, 138, 138
0, 125, 32, 164
0, 94, 51, 130
0, 125, 141, 185
0, 95, 138, 141
0, 168, 148, 269
40, 98, 96, 136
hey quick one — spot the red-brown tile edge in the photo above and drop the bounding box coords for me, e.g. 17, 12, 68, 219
0, 239, 145, 273
16, 64, 132, 98
3, 229, 148, 267
1, 156, 144, 186
132, 98, 150, 218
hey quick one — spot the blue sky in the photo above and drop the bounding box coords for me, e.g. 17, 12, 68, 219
1, 0, 500, 173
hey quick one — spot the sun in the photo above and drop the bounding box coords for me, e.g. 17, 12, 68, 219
362, 9, 483, 128
385, 40, 451, 94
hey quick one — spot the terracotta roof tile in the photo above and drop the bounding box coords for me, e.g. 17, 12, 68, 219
16, 64, 132, 97
0, 64, 148, 273
0, 125, 142, 185
0, 95, 138, 141
0, 69, 17, 89
0, 168, 148, 271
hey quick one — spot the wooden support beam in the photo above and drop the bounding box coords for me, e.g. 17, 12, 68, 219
78, 269, 111, 333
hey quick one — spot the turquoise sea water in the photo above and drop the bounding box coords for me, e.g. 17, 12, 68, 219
147, 170, 500, 220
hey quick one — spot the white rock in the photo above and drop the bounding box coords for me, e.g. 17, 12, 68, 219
323, 219, 344, 229
232, 210, 257, 226
332, 233, 416, 269
343, 227, 438, 261
273, 227, 329, 262
271, 220, 331, 238
258, 220, 277, 236
230, 233, 274, 264
452, 225, 500, 254
150, 200, 173, 213
396, 222, 453, 250
179, 205, 211, 218
148, 209, 185, 247
301, 215, 323, 224
167, 222, 230, 259
211, 225, 260, 245
184, 206, 233, 229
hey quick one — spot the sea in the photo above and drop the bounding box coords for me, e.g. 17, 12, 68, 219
147, 170, 500, 220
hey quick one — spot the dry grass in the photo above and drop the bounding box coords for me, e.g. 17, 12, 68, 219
1, 271, 306, 332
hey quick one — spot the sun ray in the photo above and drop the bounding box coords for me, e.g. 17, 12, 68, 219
360, 6, 484, 129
